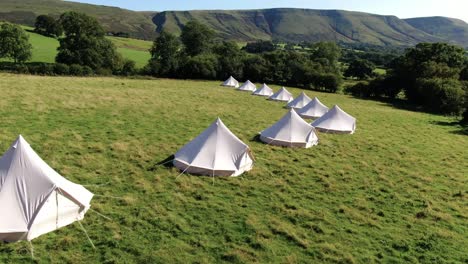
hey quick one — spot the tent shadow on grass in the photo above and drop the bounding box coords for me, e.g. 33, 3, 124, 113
148, 155, 175, 171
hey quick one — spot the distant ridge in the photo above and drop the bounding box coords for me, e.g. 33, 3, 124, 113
1, 0, 468, 46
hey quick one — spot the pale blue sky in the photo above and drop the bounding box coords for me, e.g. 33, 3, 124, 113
68, 0, 468, 22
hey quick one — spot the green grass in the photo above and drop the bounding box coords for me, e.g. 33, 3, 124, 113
5, 26, 152, 68
374, 67, 387, 75
0, 73, 466, 263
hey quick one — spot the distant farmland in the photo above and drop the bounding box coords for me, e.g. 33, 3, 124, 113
9, 26, 152, 68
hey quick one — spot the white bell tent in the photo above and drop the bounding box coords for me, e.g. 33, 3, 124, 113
296, 97, 329, 119
286, 92, 312, 109
252, 83, 274, 97
311, 105, 356, 134
238, 80, 257, 92
174, 118, 254, 177
221, 76, 239, 88
268, 87, 294, 102
260, 109, 319, 148
0, 135, 93, 243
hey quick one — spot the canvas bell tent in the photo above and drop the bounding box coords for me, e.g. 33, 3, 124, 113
173, 118, 254, 177
238, 80, 257, 92
221, 76, 239, 88
252, 83, 274, 97
311, 105, 356, 134
268, 87, 294, 102
286, 92, 312, 109
297, 97, 329, 119
0, 135, 93, 242
260, 109, 319, 148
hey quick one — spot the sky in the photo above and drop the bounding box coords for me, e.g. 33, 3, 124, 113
68, 0, 468, 22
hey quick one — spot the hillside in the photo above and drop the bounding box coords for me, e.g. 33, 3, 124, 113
0, 0, 157, 40
0, 73, 466, 262
1, 1, 468, 46
405, 17, 468, 46
153, 9, 443, 46
0, 26, 151, 68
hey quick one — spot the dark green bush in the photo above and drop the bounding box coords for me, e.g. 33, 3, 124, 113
54, 63, 69, 75
82, 66, 94, 76
415, 78, 466, 115
182, 53, 219, 80
69, 64, 84, 76
119, 60, 136, 76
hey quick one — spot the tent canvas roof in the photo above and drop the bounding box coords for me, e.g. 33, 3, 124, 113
238, 80, 257, 92
268, 87, 294, 102
174, 118, 253, 176
296, 97, 329, 119
0, 135, 93, 242
311, 105, 356, 134
221, 76, 239, 88
286, 92, 312, 109
252, 84, 274, 97
260, 109, 319, 148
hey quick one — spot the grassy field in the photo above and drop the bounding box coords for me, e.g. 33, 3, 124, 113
0, 73, 466, 263
3, 26, 152, 68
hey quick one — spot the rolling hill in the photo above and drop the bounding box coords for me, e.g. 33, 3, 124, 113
0, 0, 157, 40
1, 0, 468, 46
0, 26, 152, 68
405, 16, 468, 46
152, 9, 443, 46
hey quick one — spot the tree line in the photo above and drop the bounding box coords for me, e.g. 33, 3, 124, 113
346, 43, 467, 122
0, 12, 466, 122
146, 21, 343, 93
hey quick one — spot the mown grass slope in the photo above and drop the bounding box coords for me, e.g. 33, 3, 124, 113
0, 0, 157, 40
0, 74, 466, 263
3, 27, 152, 68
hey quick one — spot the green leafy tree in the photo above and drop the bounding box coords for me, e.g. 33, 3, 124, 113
56, 11, 121, 71
181, 53, 219, 79
243, 40, 275, 53
180, 21, 215, 56
310, 42, 341, 70
34, 14, 62, 37
344, 59, 376, 80
148, 30, 181, 77
0, 23, 32, 63
214, 41, 244, 79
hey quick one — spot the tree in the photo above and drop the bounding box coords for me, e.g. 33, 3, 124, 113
56, 12, 121, 71
310, 42, 341, 68
391, 43, 467, 106
0, 23, 32, 63
181, 53, 219, 80
180, 21, 215, 56
344, 59, 376, 80
148, 30, 181, 77
214, 41, 244, 79
243, 40, 275, 53
34, 15, 62, 37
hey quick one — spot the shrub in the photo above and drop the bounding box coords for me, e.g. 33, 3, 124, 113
82, 66, 94, 76
54, 63, 69, 75
415, 78, 466, 115
119, 60, 136, 76
313, 73, 342, 93
69, 64, 84, 76
15, 64, 29, 74
36, 63, 55, 75
95, 67, 112, 76
182, 53, 219, 80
